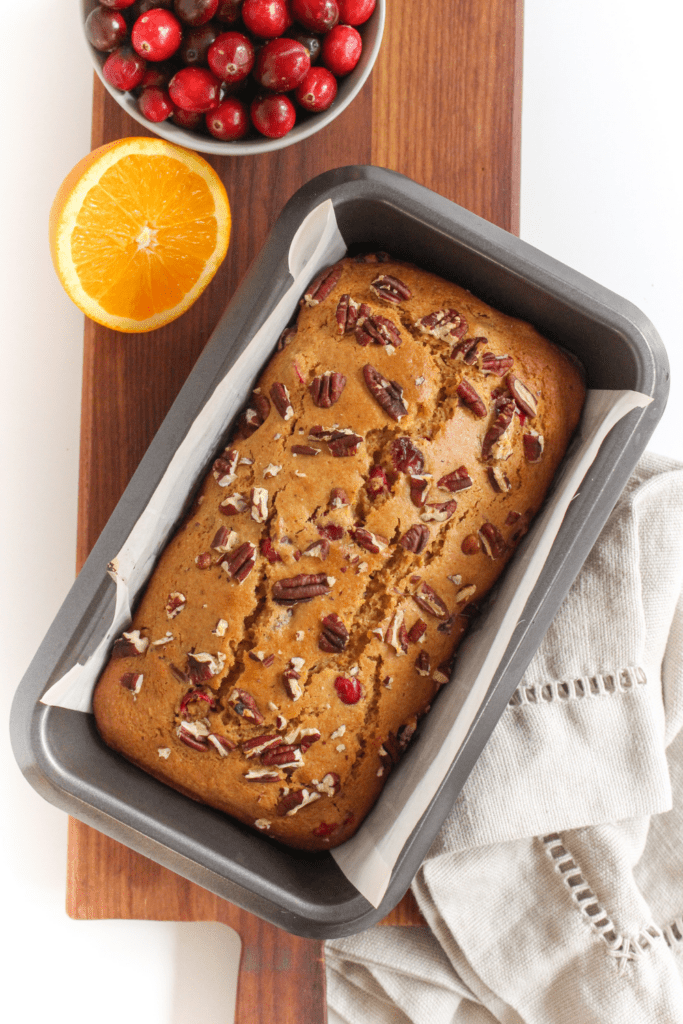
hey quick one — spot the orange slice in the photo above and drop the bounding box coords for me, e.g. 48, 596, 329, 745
49, 137, 230, 333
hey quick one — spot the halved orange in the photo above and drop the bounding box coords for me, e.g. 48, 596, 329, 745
49, 137, 231, 333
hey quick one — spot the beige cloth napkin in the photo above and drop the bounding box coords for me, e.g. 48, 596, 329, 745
326, 452, 683, 1023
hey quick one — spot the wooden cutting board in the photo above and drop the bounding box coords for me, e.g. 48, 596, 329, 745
67, 2, 523, 1019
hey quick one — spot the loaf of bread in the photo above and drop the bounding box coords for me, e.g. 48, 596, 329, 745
93, 254, 585, 850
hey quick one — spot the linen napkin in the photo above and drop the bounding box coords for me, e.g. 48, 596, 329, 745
326, 451, 683, 1023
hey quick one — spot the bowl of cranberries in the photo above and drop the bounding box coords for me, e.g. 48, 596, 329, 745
81, 0, 384, 153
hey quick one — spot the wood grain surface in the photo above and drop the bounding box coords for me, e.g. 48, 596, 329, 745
68, 2, 523, 1019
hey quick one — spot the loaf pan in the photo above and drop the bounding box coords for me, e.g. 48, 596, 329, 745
10, 166, 669, 938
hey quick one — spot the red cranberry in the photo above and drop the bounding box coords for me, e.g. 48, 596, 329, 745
85, 8, 128, 52
285, 27, 322, 63
337, 0, 374, 25
179, 22, 218, 64
321, 23, 361, 75
138, 85, 175, 120
171, 106, 205, 128
138, 61, 176, 89
334, 675, 362, 704
127, 0, 174, 17
291, 0, 338, 33
206, 96, 250, 138
103, 45, 147, 90
132, 9, 183, 61
169, 66, 221, 110
250, 92, 296, 137
295, 65, 336, 111
100, 0, 137, 9
255, 38, 310, 92
242, 0, 291, 39
208, 31, 255, 82
215, 0, 243, 22
174, 0, 219, 26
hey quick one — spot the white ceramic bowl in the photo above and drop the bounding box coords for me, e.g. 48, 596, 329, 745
79, 1, 385, 155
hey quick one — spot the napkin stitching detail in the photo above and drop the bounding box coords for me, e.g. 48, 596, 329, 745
509, 666, 646, 706
541, 832, 663, 974
662, 918, 683, 950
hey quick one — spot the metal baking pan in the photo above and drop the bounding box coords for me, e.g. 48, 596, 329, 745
10, 166, 669, 938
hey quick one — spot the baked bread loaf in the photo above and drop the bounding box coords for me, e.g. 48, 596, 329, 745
93, 254, 586, 850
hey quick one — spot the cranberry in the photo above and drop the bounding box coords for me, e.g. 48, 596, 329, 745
215, 0, 243, 22
100, 0, 137, 9
179, 22, 218, 64
169, 66, 221, 110
103, 45, 147, 90
337, 0, 374, 25
291, 0, 338, 33
138, 61, 176, 89
85, 8, 128, 52
250, 92, 296, 137
171, 106, 205, 128
138, 85, 175, 120
132, 9, 183, 61
242, 0, 291, 39
334, 675, 362, 705
174, 0, 219, 26
206, 96, 250, 138
321, 23, 361, 75
127, 0, 174, 17
208, 31, 255, 83
295, 65, 336, 111
285, 27, 322, 63
255, 38, 310, 91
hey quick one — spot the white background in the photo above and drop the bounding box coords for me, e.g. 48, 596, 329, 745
2, 2, 682, 1020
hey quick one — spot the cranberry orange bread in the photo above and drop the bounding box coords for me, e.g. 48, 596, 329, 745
93, 254, 585, 850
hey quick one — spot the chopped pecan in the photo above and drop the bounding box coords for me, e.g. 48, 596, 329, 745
261, 743, 302, 768
179, 687, 217, 717
479, 522, 506, 558
251, 487, 269, 523
399, 523, 430, 554
177, 723, 209, 751
366, 465, 390, 499
407, 618, 427, 643
355, 313, 402, 348
523, 431, 544, 463
303, 538, 330, 560
318, 613, 349, 652
385, 608, 408, 655
212, 525, 236, 553
455, 584, 477, 604
272, 573, 333, 605
120, 672, 143, 694
309, 371, 347, 407
409, 475, 430, 507
303, 263, 342, 306
318, 521, 345, 541
283, 666, 303, 701
299, 729, 321, 752
235, 393, 270, 438
186, 652, 225, 683
461, 534, 481, 555
212, 448, 238, 486
242, 732, 282, 758
270, 382, 293, 420
415, 308, 468, 340
169, 663, 190, 685
219, 493, 247, 516
390, 436, 425, 474
456, 379, 487, 417
195, 551, 212, 569
438, 466, 473, 492
291, 444, 321, 456
208, 734, 235, 756
277, 326, 297, 350
277, 788, 321, 816
244, 769, 281, 782
415, 651, 431, 677
350, 527, 388, 554
488, 465, 511, 492
420, 499, 457, 523
228, 688, 264, 725
370, 274, 412, 304
481, 352, 514, 376
481, 397, 515, 461
112, 630, 149, 658
451, 336, 486, 363
507, 373, 538, 418
222, 541, 256, 582
260, 538, 281, 563
363, 364, 408, 421
412, 581, 449, 619
316, 771, 341, 795
327, 431, 363, 457
165, 591, 186, 619
328, 488, 349, 510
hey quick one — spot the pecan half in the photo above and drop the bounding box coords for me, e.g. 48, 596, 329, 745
350, 527, 388, 554
363, 364, 408, 421
370, 275, 412, 304
420, 499, 457, 523
318, 612, 349, 652
212, 447, 238, 486
303, 263, 342, 306
356, 314, 402, 348
309, 371, 346, 407
390, 436, 425, 474
523, 431, 544, 463
399, 523, 430, 554
507, 374, 538, 418
479, 522, 506, 558
272, 573, 333, 605
223, 541, 256, 582
270, 382, 293, 420
451, 336, 486, 364
415, 308, 468, 341
261, 743, 302, 768
412, 581, 449, 619
177, 724, 209, 751
228, 688, 264, 725
481, 397, 516, 461
438, 466, 473, 492
456, 379, 487, 417
481, 352, 514, 376
335, 294, 359, 333
235, 393, 270, 438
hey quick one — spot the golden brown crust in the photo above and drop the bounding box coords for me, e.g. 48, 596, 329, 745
93, 255, 586, 850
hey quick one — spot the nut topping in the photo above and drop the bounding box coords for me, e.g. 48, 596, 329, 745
317, 521, 345, 541
222, 541, 256, 582
195, 551, 212, 569
228, 688, 264, 725
270, 382, 293, 420
356, 313, 402, 349
235, 393, 270, 438
420, 499, 457, 523
406, 619, 427, 643
219, 493, 248, 516
212, 448, 239, 486
272, 573, 333, 605
415, 651, 431, 677
291, 444, 321, 456
318, 612, 349, 652
461, 534, 481, 555
303, 263, 342, 306
335, 294, 360, 333
177, 722, 209, 751
165, 592, 186, 619
112, 629, 149, 658
370, 274, 412, 304
366, 465, 390, 500
437, 466, 473, 492
251, 487, 269, 523
261, 743, 302, 768
481, 352, 514, 376
409, 475, 430, 507
481, 397, 516, 461
451, 336, 486, 364
479, 522, 506, 558
488, 465, 511, 493
363, 364, 408, 421
507, 374, 538, 418
309, 371, 346, 407
390, 436, 425, 474
244, 769, 281, 782
399, 524, 430, 554
412, 581, 449, 619
523, 430, 544, 463
350, 527, 388, 554
303, 538, 330, 560
277, 788, 321, 816
211, 526, 237, 553
415, 308, 468, 341
385, 608, 408, 655
328, 488, 349, 509
456, 379, 487, 417
120, 672, 143, 694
